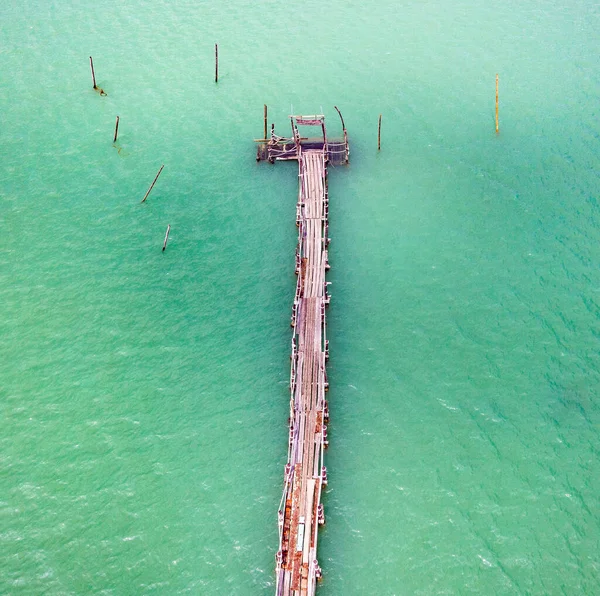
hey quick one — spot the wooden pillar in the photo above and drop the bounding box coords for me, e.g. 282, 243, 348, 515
141, 165, 164, 203
162, 225, 171, 251
90, 56, 97, 89
264, 104, 268, 140
495, 74, 499, 134
113, 116, 120, 143
215, 44, 219, 83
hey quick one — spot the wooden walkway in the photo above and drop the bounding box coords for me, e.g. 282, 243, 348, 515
257, 115, 348, 596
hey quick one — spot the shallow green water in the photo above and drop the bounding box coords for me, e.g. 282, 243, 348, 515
1, 1, 599, 594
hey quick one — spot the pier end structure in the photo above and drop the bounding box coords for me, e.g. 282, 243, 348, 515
256, 114, 349, 596
256, 113, 349, 166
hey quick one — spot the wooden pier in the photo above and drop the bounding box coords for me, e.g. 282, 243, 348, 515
257, 115, 349, 595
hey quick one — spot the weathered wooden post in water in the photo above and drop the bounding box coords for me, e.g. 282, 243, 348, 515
89, 56, 107, 96
495, 74, 499, 134
141, 165, 164, 203
255, 112, 350, 595
215, 44, 219, 83
90, 56, 97, 89
264, 104, 268, 140
113, 116, 120, 143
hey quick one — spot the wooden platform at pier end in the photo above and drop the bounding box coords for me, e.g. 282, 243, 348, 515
256, 115, 349, 596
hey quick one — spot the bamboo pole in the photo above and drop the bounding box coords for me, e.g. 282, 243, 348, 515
215, 44, 218, 83
141, 165, 164, 203
495, 74, 499, 134
264, 104, 268, 140
334, 106, 349, 163
113, 116, 120, 143
334, 105, 346, 132
162, 225, 171, 252
90, 56, 97, 88
378, 114, 382, 151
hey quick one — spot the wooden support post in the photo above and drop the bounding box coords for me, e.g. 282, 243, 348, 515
141, 165, 164, 203
113, 116, 120, 143
495, 74, 499, 134
215, 44, 218, 83
269, 123, 275, 163
264, 104, 268, 140
90, 56, 97, 89
162, 225, 171, 252
378, 114, 382, 151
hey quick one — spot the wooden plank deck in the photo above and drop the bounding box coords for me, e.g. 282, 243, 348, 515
257, 114, 347, 596
277, 147, 329, 596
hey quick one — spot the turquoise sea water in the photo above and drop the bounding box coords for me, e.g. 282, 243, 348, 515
1, 1, 599, 593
